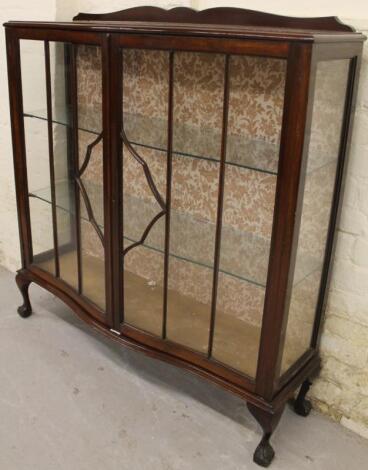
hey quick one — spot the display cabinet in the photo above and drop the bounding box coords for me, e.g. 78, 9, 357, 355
5, 6, 365, 467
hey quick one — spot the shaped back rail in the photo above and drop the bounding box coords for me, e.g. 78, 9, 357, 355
73, 6, 355, 32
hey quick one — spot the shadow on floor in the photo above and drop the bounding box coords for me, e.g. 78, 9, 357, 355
28, 282, 258, 431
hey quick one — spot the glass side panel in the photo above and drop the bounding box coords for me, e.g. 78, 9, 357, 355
280, 59, 350, 375
212, 56, 286, 377
20, 40, 106, 312
21, 40, 54, 273
121, 49, 169, 335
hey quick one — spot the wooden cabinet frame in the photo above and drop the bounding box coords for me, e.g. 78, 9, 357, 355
5, 7, 365, 467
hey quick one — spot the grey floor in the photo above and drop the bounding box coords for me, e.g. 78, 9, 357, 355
1, 266, 367, 470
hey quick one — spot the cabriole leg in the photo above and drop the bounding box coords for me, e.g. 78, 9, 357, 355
247, 403, 285, 467
15, 272, 32, 318
292, 379, 312, 417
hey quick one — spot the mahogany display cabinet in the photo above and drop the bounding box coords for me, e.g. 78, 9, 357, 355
5, 6, 365, 467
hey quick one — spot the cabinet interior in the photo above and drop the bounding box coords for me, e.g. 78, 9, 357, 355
21, 41, 349, 379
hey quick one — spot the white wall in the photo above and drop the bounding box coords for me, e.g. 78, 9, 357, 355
0, 0, 57, 269
1, 0, 368, 440
195, 0, 368, 20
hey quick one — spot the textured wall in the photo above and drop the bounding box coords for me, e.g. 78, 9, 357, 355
0, 0, 367, 440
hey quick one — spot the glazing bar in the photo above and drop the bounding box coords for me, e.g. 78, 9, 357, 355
44, 41, 60, 277
120, 49, 125, 323
70, 44, 83, 294
208, 54, 230, 358
162, 51, 175, 339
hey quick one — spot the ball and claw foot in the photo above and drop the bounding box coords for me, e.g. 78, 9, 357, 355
247, 402, 284, 468
292, 379, 312, 417
17, 303, 32, 318
16, 273, 32, 318
293, 396, 312, 417
253, 435, 275, 468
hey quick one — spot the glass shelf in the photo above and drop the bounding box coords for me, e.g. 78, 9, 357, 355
29, 180, 322, 288
23, 108, 279, 175
23, 109, 338, 175
24, 106, 101, 135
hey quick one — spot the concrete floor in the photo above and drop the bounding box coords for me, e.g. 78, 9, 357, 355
1, 266, 367, 470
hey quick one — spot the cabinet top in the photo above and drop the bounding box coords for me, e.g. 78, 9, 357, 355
4, 6, 366, 43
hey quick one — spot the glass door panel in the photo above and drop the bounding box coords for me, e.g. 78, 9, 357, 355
211, 56, 286, 377
166, 52, 224, 352
20, 39, 106, 313
280, 59, 350, 376
121, 49, 169, 335
120, 47, 287, 378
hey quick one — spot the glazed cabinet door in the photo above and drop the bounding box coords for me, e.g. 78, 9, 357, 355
116, 36, 289, 384
8, 31, 111, 324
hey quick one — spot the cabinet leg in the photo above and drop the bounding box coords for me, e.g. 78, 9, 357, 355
292, 379, 312, 417
247, 403, 285, 468
15, 273, 33, 318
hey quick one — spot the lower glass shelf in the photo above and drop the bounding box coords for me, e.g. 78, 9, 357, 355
29, 180, 322, 289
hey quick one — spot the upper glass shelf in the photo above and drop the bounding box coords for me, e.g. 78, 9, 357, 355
30, 179, 322, 289
23, 107, 280, 175
23, 108, 339, 175
24, 106, 101, 136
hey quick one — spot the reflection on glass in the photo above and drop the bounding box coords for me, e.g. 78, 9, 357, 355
121, 49, 169, 334
78, 130, 104, 230
29, 197, 55, 274
124, 244, 165, 336
23, 111, 50, 195
53, 114, 79, 289
21, 40, 55, 272
76, 45, 105, 310
77, 158, 104, 306
77, 45, 103, 133
280, 60, 350, 375
20, 40, 105, 310
80, 216, 105, 310
122, 174, 166, 335
56, 207, 78, 289
20, 40, 47, 118
212, 56, 286, 377
47, 43, 78, 289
